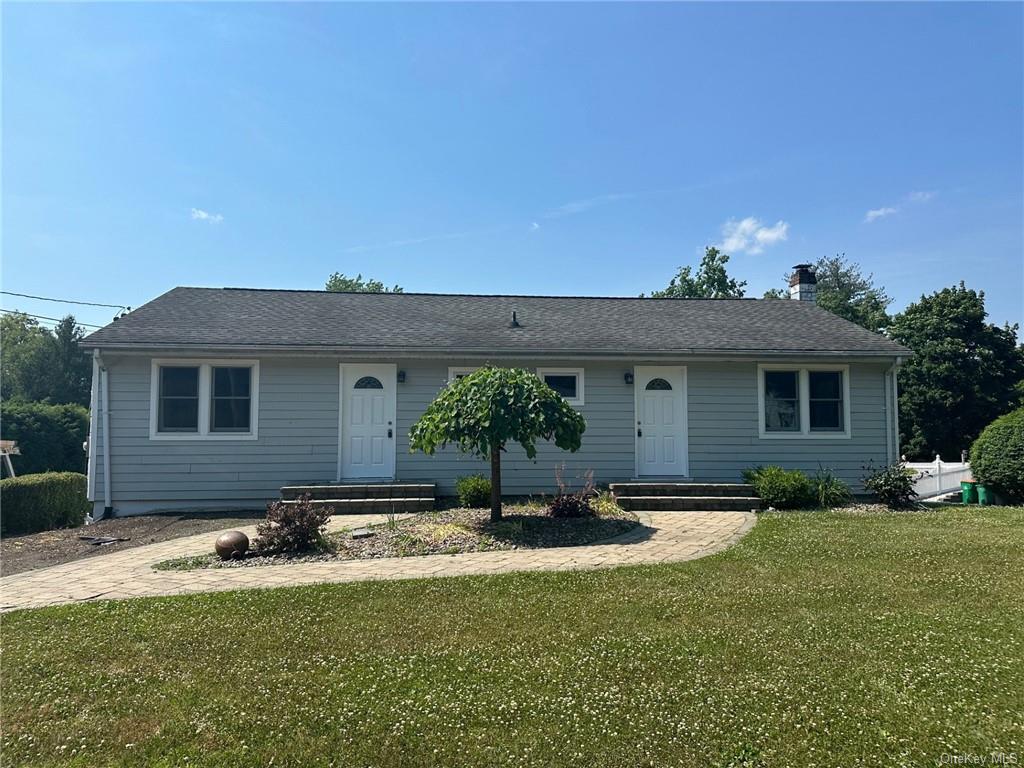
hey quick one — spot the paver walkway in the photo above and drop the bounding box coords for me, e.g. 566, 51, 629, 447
0, 511, 755, 612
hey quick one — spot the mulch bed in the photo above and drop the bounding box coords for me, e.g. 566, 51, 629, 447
157, 506, 641, 570
1, 511, 264, 576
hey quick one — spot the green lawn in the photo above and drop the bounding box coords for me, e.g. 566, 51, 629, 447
4, 507, 1023, 767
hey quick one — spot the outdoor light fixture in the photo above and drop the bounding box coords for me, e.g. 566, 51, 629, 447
397, 370, 406, 383
624, 372, 634, 385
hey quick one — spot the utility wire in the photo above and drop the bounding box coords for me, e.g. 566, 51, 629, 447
0, 290, 128, 311
0, 308, 104, 329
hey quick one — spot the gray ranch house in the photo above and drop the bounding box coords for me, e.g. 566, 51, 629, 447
81, 267, 910, 517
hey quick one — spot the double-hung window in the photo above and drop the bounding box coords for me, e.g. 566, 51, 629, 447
536, 368, 585, 406
758, 365, 850, 438
151, 360, 259, 439
158, 366, 200, 432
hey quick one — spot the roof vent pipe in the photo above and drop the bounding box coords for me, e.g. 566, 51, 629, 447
789, 264, 818, 302
508, 311, 521, 328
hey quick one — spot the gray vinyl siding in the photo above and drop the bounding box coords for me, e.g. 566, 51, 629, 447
93, 355, 891, 514
95, 356, 339, 510
687, 362, 888, 487
396, 361, 634, 495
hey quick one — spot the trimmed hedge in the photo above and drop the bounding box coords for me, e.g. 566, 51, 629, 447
970, 407, 1024, 503
1, 472, 89, 536
1, 401, 89, 475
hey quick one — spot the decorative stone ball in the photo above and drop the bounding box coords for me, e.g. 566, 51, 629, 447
215, 530, 250, 560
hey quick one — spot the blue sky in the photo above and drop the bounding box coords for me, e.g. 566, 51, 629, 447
3, 2, 1022, 332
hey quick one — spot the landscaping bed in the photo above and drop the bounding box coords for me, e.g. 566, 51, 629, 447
155, 506, 641, 571
1, 511, 264, 576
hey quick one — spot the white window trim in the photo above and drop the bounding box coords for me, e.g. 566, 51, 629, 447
447, 366, 479, 382
536, 367, 585, 406
149, 359, 260, 441
757, 364, 851, 440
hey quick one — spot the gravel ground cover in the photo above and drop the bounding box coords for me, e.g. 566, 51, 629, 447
154, 506, 641, 570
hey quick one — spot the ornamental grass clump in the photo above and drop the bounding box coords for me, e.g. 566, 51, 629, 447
255, 494, 333, 554
547, 465, 595, 518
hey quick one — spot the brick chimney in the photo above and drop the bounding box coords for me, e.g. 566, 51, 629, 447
789, 264, 817, 302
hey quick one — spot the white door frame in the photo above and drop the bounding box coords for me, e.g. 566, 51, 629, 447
336, 363, 397, 481
633, 365, 689, 478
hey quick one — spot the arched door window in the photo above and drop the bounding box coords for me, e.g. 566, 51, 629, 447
645, 377, 672, 391
354, 376, 383, 390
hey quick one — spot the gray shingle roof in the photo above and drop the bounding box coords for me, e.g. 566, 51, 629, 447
82, 287, 911, 357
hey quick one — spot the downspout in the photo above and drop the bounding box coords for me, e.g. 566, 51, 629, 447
99, 352, 113, 518
884, 364, 894, 466
892, 356, 903, 461
86, 353, 99, 513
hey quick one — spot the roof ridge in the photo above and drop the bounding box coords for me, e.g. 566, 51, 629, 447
176, 286, 771, 302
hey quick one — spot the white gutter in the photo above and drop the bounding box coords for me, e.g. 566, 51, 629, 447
98, 352, 113, 518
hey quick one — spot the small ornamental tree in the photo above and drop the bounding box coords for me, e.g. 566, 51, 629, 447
409, 367, 587, 521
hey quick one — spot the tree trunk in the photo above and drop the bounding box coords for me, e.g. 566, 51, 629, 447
490, 445, 502, 521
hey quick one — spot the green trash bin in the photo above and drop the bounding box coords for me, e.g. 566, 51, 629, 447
977, 484, 993, 506
961, 481, 978, 505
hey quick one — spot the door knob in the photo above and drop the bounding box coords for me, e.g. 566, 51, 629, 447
388, 428, 393, 438
637, 428, 643, 437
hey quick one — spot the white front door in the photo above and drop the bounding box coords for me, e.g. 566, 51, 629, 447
339, 364, 396, 480
635, 366, 689, 477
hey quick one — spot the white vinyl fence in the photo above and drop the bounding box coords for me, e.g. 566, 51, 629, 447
905, 456, 972, 499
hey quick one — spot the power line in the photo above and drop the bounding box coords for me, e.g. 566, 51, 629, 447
0, 309, 104, 329
0, 290, 128, 310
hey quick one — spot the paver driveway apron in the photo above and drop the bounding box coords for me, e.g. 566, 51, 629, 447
0, 511, 755, 612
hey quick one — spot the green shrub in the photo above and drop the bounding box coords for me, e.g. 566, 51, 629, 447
1, 401, 89, 475
742, 466, 815, 509
455, 474, 491, 508
255, 495, 332, 554
812, 467, 853, 508
0, 472, 89, 536
970, 407, 1024, 502
862, 462, 918, 508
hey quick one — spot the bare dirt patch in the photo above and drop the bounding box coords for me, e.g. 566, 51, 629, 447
1, 511, 264, 576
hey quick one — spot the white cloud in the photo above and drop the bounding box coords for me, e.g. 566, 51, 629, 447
343, 229, 481, 254
864, 206, 898, 223
529, 222, 541, 232
718, 217, 789, 255
191, 208, 223, 224
543, 192, 633, 219
864, 190, 937, 223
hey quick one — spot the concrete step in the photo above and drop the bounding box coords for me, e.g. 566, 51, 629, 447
281, 483, 436, 501
279, 497, 435, 514
615, 495, 761, 512
609, 482, 755, 498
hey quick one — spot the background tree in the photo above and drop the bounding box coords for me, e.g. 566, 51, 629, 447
764, 254, 892, 332
409, 366, 586, 520
0, 313, 91, 406
649, 246, 747, 298
325, 272, 403, 293
889, 283, 1024, 460
52, 316, 92, 406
